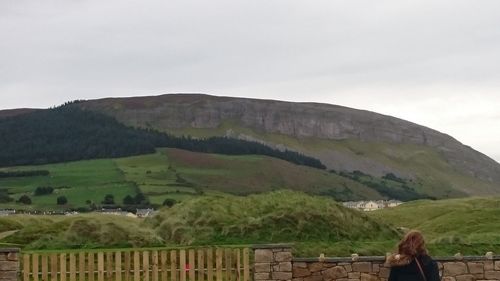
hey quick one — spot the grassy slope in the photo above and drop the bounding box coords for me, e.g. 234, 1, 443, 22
0, 160, 135, 210
163, 123, 498, 198
369, 197, 500, 255
0, 214, 161, 249
0, 191, 398, 256
0, 148, 382, 210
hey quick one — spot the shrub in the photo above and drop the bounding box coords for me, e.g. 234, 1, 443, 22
162, 198, 177, 207
102, 194, 115, 205
57, 196, 68, 205
34, 186, 54, 196
17, 195, 32, 205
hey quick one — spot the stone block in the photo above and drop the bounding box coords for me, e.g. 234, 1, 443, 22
322, 266, 348, 280
6, 253, 17, 261
294, 262, 308, 268
255, 263, 271, 273
0, 271, 18, 279
441, 277, 456, 281
275, 252, 293, 262
455, 275, 474, 281
348, 272, 360, 279
484, 261, 494, 271
484, 270, 500, 280
472, 272, 484, 279
495, 261, 500, 271
467, 262, 483, 274
273, 272, 293, 280
443, 262, 468, 276
372, 264, 379, 273
304, 275, 323, 281
255, 250, 274, 263
293, 267, 311, 278
279, 262, 292, 272
255, 272, 271, 280
379, 267, 390, 278
309, 263, 324, 273
352, 262, 372, 273
360, 273, 378, 281
0, 261, 17, 271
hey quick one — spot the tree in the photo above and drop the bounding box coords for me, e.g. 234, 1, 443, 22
57, 196, 68, 205
162, 198, 177, 208
34, 186, 54, 196
123, 195, 135, 205
0, 189, 13, 203
134, 193, 148, 205
17, 195, 32, 205
102, 194, 115, 205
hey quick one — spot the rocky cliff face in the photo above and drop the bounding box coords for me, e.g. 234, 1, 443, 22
79, 94, 500, 190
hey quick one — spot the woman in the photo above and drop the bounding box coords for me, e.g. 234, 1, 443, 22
386, 230, 441, 281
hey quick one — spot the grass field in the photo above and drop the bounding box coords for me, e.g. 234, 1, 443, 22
0, 148, 382, 210
0, 191, 399, 256
2, 192, 500, 257
369, 197, 500, 256
165, 122, 499, 199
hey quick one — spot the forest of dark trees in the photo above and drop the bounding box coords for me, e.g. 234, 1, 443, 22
0, 105, 326, 169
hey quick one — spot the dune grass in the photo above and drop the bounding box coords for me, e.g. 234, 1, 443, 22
369, 197, 500, 256
0, 191, 399, 256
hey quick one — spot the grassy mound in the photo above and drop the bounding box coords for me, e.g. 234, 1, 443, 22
0, 214, 162, 249
147, 191, 398, 245
370, 197, 500, 255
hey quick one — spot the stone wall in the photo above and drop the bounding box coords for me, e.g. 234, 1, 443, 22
292, 255, 500, 281
254, 244, 294, 281
0, 248, 19, 281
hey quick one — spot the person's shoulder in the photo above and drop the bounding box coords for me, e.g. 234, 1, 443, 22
419, 254, 437, 266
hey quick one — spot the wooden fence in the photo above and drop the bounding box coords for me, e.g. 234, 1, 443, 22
20, 248, 251, 281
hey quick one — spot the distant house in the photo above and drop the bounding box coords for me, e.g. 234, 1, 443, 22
386, 200, 403, 207
136, 208, 155, 218
100, 208, 135, 217
342, 200, 402, 211
360, 201, 383, 211
0, 209, 15, 216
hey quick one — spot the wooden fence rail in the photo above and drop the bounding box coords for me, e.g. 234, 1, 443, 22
21, 248, 251, 281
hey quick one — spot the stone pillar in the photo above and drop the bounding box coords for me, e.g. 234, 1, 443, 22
0, 248, 19, 281
253, 244, 293, 281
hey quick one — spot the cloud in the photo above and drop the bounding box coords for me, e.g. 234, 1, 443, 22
0, 0, 499, 161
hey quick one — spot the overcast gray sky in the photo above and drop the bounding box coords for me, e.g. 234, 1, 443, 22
1, 0, 499, 161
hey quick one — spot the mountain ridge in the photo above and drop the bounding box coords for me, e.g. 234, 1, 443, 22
2, 93, 499, 198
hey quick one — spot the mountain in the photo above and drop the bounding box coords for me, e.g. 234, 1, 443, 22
1, 93, 500, 199
73, 94, 500, 198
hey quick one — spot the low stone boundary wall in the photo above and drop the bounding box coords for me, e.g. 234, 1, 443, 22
292, 255, 500, 281
252, 244, 500, 281
0, 248, 19, 281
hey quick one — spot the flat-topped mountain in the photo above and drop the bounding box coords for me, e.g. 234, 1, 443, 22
2, 94, 499, 200
75, 94, 500, 198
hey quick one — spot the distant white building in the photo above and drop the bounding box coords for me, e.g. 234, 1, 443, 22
0, 210, 15, 216
342, 200, 402, 211
136, 208, 155, 218
100, 208, 135, 217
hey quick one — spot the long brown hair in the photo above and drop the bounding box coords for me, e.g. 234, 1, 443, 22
398, 230, 428, 257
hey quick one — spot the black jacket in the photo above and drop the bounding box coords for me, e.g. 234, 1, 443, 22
387, 254, 440, 281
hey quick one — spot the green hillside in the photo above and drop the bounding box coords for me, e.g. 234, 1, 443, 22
77, 94, 500, 199
369, 197, 500, 255
164, 123, 496, 199
0, 191, 398, 256
0, 148, 383, 210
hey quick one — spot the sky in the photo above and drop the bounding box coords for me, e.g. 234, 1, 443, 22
1, 0, 499, 162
